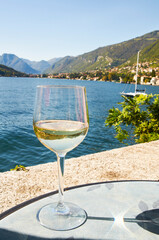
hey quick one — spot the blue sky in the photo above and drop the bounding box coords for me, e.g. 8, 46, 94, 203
0, 0, 159, 61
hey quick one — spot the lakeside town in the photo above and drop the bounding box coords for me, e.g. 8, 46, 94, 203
38, 61, 159, 86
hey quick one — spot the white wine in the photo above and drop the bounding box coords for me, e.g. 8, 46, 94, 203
33, 120, 88, 155
33, 86, 89, 230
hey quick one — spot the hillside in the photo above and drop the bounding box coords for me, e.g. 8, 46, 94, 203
46, 30, 159, 73
46, 56, 74, 73
48, 57, 62, 65
142, 39, 159, 61
123, 39, 159, 67
0, 54, 38, 74
0, 64, 28, 77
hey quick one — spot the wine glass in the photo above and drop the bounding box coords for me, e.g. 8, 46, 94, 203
33, 85, 89, 231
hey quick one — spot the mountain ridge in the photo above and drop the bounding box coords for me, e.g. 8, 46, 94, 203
22, 58, 50, 73
0, 54, 62, 74
46, 30, 159, 73
1, 30, 159, 74
0, 54, 38, 74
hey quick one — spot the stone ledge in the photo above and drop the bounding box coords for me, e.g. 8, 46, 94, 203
0, 140, 159, 213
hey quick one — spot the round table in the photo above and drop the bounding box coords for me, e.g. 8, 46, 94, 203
0, 180, 159, 239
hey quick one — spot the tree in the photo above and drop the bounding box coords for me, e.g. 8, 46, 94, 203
151, 69, 156, 77
96, 71, 102, 78
108, 72, 112, 81
105, 94, 159, 144
42, 74, 48, 78
102, 75, 107, 81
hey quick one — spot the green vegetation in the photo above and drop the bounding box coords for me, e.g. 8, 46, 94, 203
10, 165, 29, 171
49, 70, 136, 83
141, 39, 159, 62
105, 94, 159, 144
123, 39, 159, 67
0, 64, 28, 77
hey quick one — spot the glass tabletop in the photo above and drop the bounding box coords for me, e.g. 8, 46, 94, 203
0, 180, 159, 239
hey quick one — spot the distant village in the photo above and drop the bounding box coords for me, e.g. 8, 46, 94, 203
114, 61, 159, 85
40, 61, 159, 86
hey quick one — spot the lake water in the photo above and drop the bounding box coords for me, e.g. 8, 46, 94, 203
0, 77, 159, 172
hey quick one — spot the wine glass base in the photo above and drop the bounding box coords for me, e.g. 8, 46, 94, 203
37, 202, 87, 231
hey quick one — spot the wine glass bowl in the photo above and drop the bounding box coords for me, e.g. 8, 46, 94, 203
33, 85, 89, 231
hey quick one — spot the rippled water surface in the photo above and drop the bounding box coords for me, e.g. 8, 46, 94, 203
0, 77, 159, 172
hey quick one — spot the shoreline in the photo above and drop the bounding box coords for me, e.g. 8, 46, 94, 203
0, 140, 159, 214
1, 76, 159, 86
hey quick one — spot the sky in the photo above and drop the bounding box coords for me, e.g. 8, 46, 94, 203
0, 0, 159, 61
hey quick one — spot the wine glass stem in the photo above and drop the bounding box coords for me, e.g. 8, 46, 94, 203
57, 154, 65, 206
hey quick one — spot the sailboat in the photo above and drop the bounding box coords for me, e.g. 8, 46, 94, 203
121, 51, 147, 97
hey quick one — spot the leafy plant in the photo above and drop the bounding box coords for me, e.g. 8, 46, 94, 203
105, 94, 159, 144
10, 165, 29, 171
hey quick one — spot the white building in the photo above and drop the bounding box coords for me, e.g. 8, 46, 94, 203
150, 77, 157, 85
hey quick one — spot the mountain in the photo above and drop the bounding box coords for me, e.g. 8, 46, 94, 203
0, 64, 28, 77
1, 30, 159, 75
141, 39, 159, 63
46, 30, 159, 73
22, 57, 62, 73
45, 56, 74, 73
0, 54, 62, 74
0, 54, 38, 74
48, 57, 62, 65
124, 38, 159, 66
22, 59, 51, 73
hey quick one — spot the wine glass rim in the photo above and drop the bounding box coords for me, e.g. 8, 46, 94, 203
36, 85, 85, 89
